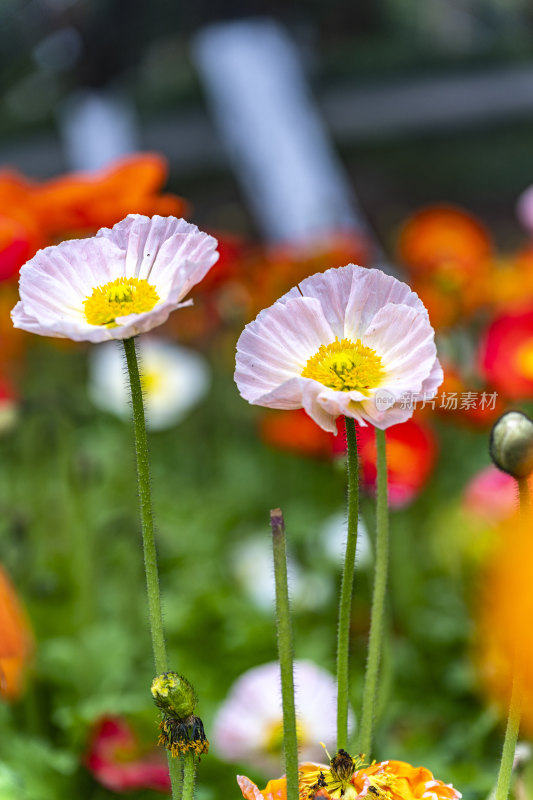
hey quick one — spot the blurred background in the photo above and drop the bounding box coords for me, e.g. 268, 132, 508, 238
2, 1, 533, 799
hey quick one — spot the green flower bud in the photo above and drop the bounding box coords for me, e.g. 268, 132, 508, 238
151, 672, 197, 718
490, 411, 533, 479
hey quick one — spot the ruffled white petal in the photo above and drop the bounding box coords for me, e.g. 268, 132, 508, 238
363, 303, 438, 395
294, 264, 428, 340
12, 214, 219, 341
96, 214, 219, 299
235, 297, 335, 402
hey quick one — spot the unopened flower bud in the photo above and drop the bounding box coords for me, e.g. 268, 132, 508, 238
490, 411, 533, 479
151, 672, 197, 718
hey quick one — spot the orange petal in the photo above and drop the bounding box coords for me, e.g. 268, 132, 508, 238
0, 565, 34, 700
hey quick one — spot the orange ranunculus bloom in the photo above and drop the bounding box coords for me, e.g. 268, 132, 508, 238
0, 565, 34, 700
476, 510, 533, 736
0, 154, 186, 286
397, 206, 492, 328
398, 205, 491, 275
31, 153, 186, 237
237, 756, 461, 800
486, 249, 533, 313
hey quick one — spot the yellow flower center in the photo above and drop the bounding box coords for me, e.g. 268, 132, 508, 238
301, 337, 384, 394
141, 367, 163, 394
298, 749, 396, 800
84, 277, 160, 327
264, 718, 305, 755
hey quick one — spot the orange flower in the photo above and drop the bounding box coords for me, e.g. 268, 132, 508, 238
0, 565, 34, 700
31, 153, 186, 237
397, 206, 492, 328
398, 205, 491, 275
476, 510, 533, 736
486, 249, 533, 313
237, 753, 461, 800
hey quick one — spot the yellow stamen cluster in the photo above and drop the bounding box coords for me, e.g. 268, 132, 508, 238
84, 277, 160, 327
301, 338, 384, 394
158, 714, 209, 760
264, 718, 305, 755
298, 748, 395, 800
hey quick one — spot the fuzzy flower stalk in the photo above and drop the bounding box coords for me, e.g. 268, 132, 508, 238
235, 263, 441, 755
11, 213, 219, 800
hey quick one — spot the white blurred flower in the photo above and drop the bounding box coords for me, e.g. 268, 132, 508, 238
232, 537, 331, 612
88, 336, 210, 430
320, 512, 371, 568
212, 660, 353, 773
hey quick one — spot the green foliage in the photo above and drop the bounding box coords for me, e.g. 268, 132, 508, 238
0, 341, 516, 799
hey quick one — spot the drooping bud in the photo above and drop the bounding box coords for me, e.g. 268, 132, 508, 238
151, 672, 197, 718
490, 411, 533, 479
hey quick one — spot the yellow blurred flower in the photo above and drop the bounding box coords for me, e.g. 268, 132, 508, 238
476, 510, 533, 734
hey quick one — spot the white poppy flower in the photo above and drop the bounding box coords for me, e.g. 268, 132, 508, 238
232, 537, 331, 612
88, 336, 210, 430
11, 214, 218, 342
212, 660, 353, 774
235, 264, 442, 432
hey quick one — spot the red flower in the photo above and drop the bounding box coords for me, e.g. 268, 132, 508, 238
86, 716, 171, 793
259, 411, 437, 508
479, 308, 533, 400
353, 417, 438, 509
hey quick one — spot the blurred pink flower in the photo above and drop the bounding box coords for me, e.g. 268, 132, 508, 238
463, 465, 521, 523
517, 184, 533, 234
86, 716, 170, 793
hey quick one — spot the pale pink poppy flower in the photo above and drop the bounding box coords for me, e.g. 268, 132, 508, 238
212, 660, 353, 774
11, 214, 218, 342
235, 265, 442, 432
